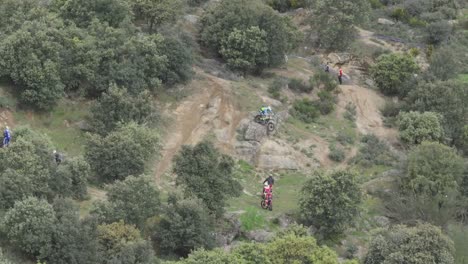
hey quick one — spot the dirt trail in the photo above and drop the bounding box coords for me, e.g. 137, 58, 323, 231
154, 71, 244, 183
337, 84, 398, 143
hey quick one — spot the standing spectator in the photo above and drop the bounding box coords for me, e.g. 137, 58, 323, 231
3, 126, 11, 147
53, 150, 62, 165
338, 67, 343, 84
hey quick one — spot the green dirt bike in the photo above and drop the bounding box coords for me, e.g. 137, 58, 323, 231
254, 112, 276, 133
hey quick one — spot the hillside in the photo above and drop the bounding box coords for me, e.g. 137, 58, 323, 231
0, 0, 467, 264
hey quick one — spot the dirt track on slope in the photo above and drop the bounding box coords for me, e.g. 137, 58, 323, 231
154, 71, 244, 183
337, 84, 398, 143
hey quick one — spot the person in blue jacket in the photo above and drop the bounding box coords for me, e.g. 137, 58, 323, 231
3, 126, 11, 147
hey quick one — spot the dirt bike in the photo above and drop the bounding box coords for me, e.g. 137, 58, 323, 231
261, 195, 273, 211
254, 113, 276, 132
260, 193, 273, 211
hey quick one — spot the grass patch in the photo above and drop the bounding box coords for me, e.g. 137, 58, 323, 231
448, 223, 468, 264
240, 206, 266, 231
458, 74, 468, 84
229, 161, 309, 218
12, 99, 89, 156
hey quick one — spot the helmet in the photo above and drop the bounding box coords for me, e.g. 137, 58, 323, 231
267, 106, 272, 111
5, 126, 9, 130
53, 150, 57, 154
264, 182, 269, 186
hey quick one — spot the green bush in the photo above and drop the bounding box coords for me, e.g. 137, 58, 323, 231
311, 0, 370, 51
201, 0, 301, 72
426, 21, 452, 45
344, 102, 357, 122
268, 77, 288, 99
369, 0, 384, 9
288, 78, 313, 93
299, 170, 362, 237
291, 98, 319, 123
337, 130, 355, 145
371, 53, 419, 97
365, 224, 455, 264
381, 100, 402, 118
328, 144, 346, 162
187, 0, 208, 6
240, 207, 266, 231
312, 71, 338, 91
398, 111, 444, 145
351, 134, 397, 167
390, 7, 409, 22
315, 90, 336, 115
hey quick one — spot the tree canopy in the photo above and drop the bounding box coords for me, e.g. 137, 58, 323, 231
299, 170, 362, 237
85, 123, 159, 182
91, 175, 160, 228
310, 0, 371, 51
200, 0, 301, 73
365, 224, 455, 264
400, 141, 464, 198
151, 197, 215, 257
371, 54, 419, 97
398, 111, 444, 145
173, 141, 242, 216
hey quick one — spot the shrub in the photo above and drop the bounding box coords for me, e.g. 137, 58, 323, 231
220, 26, 269, 74
398, 111, 444, 145
351, 134, 397, 167
85, 123, 159, 183
408, 47, 420, 57
151, 197, 215, 257
288, 78, 313, 93
240, 206, 266, 231
315, 90, 336, 115
426, 21, 452, 45
371, 53, 419, 97
344, 102, 357, 122
390, 7, 409, 22
312, 71, 338, 91
268, 77, 288, 99
291, 98, 319, 123
311, 0, 370, 51
381, 100, 402, 118
173, 141, 242, 216
299, 170, 362, 237
337, 130, 355, 145
365, 224, 455, 264
328, 144, 346, 162
200, 0, 301, 72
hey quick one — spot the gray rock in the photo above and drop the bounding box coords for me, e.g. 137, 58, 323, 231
374, 216, 390, 227
277, 214, 295, 229
365, 79, 375, 87
258, 155, 298, 170
215, 215, 242, 247
75, 120, 91, 132
244, 121, 268, 142
235, 141, 261, 165
244, 230, 275, 243
378, 18, 395, 25
184, 14, 199, 24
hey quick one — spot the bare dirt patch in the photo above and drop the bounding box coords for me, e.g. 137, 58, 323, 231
154, 71, 245, 183
337, 85, 398, 144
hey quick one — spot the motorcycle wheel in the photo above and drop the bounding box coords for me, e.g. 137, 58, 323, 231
254, 115, 263, 124
261, 200, 268, 209
267, 122, 275, 132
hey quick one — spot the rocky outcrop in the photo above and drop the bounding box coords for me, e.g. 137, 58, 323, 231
244, 121, 268, 142
215, 214, 242, 247
235, 141, 261, 165
243, 229, 275, 243
378, 18, 395, 25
